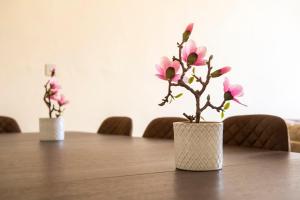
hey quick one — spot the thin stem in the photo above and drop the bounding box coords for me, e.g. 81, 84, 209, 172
158, 80, 174, 106
200, 99, 226, 113
43, 81, 52, 118
183, 113, 195, 122
192, 75, 205, 85
199, 55, 213, 96
195, 95, 201, 123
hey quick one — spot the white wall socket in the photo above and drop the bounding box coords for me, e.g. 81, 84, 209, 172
45, 64, 56, 76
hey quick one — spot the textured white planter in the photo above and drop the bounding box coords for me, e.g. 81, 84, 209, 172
39, 117, 64, 141
173, 121, 223, 171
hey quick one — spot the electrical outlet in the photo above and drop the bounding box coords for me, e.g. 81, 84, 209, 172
45, 64, 56, 76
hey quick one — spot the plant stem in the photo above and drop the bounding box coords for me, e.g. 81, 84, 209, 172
195, 95, 201, 123
43, 81, 52, 118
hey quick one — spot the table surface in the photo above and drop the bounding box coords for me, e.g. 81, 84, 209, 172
1, 132, 300, 200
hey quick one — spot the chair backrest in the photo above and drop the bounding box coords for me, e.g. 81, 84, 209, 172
0, 116, 21, 133
223, 114, 289, 151
143, 117, 188, 139
97, 116, 132, 136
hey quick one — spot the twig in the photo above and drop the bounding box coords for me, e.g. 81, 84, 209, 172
183, 113, 195, 123
159, 80, 174, 106
200, 99, 226, 113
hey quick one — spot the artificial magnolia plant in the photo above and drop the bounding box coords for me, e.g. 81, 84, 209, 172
43, 67, 69, 118
156, 23, 245, 123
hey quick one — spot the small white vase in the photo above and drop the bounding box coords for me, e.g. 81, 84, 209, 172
39, 117, 64, 141
173, 121, 223, 171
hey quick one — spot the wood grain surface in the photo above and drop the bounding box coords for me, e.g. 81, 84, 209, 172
1, 132, 300, 200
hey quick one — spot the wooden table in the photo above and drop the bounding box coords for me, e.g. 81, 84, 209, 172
1, 132, 300, 200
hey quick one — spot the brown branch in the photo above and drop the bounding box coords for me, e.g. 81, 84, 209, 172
200, 99, 226, 113
199, 55, 213, 96
192, 75, 205, 86
183, 113, 195, 123
177, 80, 196, 95
158, 80, 174, 106
43, 81, 52, 118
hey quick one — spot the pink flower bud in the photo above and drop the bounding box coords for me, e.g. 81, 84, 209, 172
185, 23, 194, 33
220, 66, 231, 74
211, 66, 231, 78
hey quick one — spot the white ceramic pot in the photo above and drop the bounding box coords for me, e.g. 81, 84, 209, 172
39, 117, 64, 141
173, 121, 223, 171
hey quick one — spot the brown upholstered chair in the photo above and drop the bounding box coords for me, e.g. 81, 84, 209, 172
143, 117, 188, 139
97, 116, 132, 136
223, 115, 289, 151
0, 116, 21, 133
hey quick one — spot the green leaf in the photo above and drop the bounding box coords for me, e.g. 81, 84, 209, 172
188, 76, 194, 84
187, 53, 198, 65
221, 111, 225, 119
175, 93, 183, 98
192, 67, 195, 74
224, 102, 230, 110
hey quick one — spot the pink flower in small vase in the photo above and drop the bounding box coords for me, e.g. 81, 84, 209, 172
57, 95, 69, 106
211, 66, 231, 78
223, 78, 246, 106
156, 57, 181, 82
182, 40, 207, 66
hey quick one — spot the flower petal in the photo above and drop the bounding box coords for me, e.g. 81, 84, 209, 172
196, 46, 207, 57
155, 74, 166, 80
181, 48, 188, 62
194, 57, 207, 66
233, 98, 247, 106
185, 40, 197, 56
155, 64, 164, 74
160, 57, 172, 71
172, 60, 181, 72
172, 74, 181, 82
230, 85, 244, 97
223, 77, 230, 92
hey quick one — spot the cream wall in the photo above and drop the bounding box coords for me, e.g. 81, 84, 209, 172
0, 0, 300, 136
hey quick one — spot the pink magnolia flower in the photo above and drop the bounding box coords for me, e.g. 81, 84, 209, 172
49, 78, 61, 90
181, 40, 207, 66
211, 66, 231, 78
185, 23, 194, 33
156, 57, 181, 82
49, 78, 61, 98
50, 88, 59, 96
57, 95, 69, 106
50, 93, 59, 101
223, 78, 246, 106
